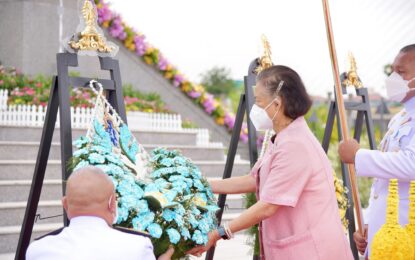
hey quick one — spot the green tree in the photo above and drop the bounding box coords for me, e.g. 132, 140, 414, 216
199, 66, 236, 96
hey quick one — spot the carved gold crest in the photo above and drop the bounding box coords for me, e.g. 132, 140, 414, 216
342, 52, 363, 88
255, 35, 273, 74
68, 0, 114, 54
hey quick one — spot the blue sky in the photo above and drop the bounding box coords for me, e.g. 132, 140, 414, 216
109, 0, 415, 96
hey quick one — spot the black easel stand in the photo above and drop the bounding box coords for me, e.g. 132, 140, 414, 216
15, 52, 126, 260
322, 74, 377, 260
205, 59, 260, 260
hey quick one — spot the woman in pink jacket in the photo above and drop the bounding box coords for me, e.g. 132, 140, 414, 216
189, 65, 353, 260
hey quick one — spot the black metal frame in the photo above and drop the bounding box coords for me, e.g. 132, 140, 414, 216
322, 74, 376, 260
205, 59, 260, 260
15, 52, 126, 260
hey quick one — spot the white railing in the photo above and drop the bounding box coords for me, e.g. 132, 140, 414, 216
0, 104, 182, 130
0, 89, 7, 110
0, 90, 221, 146
127, 111, 182, 131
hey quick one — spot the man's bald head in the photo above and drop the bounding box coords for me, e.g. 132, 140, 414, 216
62, 166, 116, 225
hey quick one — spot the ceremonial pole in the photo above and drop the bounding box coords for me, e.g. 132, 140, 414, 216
321, 0, 364, 233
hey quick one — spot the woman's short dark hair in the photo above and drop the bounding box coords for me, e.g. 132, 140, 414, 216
257, 65, 312, 120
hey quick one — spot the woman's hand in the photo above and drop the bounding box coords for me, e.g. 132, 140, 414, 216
186, 230, 220, 257
158, 246, 174, 260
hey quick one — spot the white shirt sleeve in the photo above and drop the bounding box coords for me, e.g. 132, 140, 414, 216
355, 135, 415, 181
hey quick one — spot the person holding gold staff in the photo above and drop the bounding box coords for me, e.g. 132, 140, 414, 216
339, 44, 415, 258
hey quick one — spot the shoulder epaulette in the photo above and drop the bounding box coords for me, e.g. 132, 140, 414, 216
112, 225, 152, 238
34, 227, 65, 241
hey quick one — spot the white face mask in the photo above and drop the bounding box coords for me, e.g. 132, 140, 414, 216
249, 99, 279, 131
108, 195, 118, 224
385, 72, 415, 102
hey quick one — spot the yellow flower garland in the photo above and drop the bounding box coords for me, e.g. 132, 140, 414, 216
371, 179, 414, 260
405, 181, 415, 259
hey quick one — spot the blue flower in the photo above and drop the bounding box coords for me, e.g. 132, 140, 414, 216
174, 214, 184, 227
205, 205, 220, 213
188, 214, 199, 229
107, 164, 125, 177
160, 158, 174, 167
180, 227, 191, 240
191, 168, 202, 179
105, 154, 123, 166
154, 178, 169, 190
89, 145, 109, 154
162, 209, 175, 222
132, 212, 155, 231
169, 175, 185, 182
191, 206, 201, 216
173, 156, 187, 166
73, 148, 89, 157
118, 180, 134, 196
198, 218, 210, 234
93, 120, 113, 153
74, 160, 90, 171
166, 228, 181, 244
120, 195, 140, 209
73, 136, 89, 148
176, 166, 190, 176
193, 179, 205, 191
147, 223, 163, 238
164, 190, 178, 202
192, 230, 207, 245
172, 180, 188, 193
136, 199, 149, 214
131, 184, 144, 199
117, 205, 129, 222
175, 204, 186, 216
205, 188, 214, 200
144, 183, 159, 193
88, 153, 106, 164
119, 125, 138, 163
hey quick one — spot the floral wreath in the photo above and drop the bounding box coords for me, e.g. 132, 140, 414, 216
70, 80, 219, 258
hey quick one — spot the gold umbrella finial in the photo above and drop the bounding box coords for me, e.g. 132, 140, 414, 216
68, 0, 115, 55
342, 52, 363, 88
255, 34, 273, 74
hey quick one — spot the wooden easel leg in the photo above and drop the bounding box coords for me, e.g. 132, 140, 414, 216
15, 77, 59, 260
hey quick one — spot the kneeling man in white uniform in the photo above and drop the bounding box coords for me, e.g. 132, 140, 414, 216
26, 166, 173, 260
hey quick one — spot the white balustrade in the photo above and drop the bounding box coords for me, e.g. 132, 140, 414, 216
0, 92, 220, 147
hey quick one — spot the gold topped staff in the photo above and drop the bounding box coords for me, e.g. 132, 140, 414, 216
321, 0, 364, 233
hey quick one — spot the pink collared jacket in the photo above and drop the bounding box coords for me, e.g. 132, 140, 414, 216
250, 116, 353, 260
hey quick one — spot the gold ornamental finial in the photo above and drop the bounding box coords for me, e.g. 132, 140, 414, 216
68, 0, 114, 54
342, 52, 363, 88
255, 34, 273, 74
